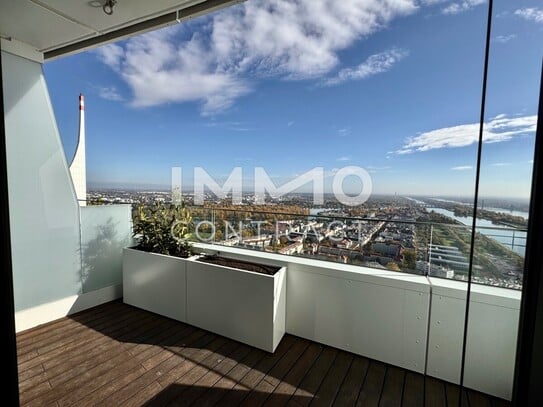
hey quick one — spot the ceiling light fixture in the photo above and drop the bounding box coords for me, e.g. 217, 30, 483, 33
103, 0, 117, 15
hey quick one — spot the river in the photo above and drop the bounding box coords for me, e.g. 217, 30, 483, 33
429, 207, 526, 257
423, 198, 529, 219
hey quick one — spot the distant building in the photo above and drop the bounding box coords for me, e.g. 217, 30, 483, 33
278, 241, 303, 255
416, 261, 455, 278
371, 242, 401, 258
428, 244, 469, 271
69, 94, 87, 206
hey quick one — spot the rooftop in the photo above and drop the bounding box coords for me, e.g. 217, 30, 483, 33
18, 301, 509, 406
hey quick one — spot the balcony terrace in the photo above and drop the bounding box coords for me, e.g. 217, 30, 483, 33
18, 300, 509, 407
2, 0, 542, 405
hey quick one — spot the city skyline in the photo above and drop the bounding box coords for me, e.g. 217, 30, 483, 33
44, 0, 543, 198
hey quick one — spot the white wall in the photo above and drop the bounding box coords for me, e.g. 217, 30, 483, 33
426, 278, 521, 400
2, 50, 82, 312
286, 263, 430, 373
2, 49, 131, 330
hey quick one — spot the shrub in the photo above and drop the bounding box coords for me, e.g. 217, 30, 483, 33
133, 203, 194, 258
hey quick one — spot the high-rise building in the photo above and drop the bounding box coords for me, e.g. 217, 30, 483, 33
69, 93, 87, 206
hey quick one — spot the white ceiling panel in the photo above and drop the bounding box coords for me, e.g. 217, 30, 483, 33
0, 0, 95, 52
0, 0, 224, 54
38, 0, 201, 32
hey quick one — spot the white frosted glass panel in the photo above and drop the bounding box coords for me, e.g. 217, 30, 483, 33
2, 51, 81, 311
80, 205, 132, 293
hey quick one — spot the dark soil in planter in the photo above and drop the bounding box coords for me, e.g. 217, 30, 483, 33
132, 245, 192, 259
197, 255, 281, 275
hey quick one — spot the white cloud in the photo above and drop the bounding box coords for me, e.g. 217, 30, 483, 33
324, 48, 408, 86
419, 0, 448, 5
287, 121, 294, 127
204, 120, 254, 131
95, 44, 123, 70
337, 156, 351, 162
442, 0, 486, 15
96, 30, 250, 115
95, 0, 418, 115
395, 114, 537, 154
98, 86, 124, 101
494, 34, 516, 43
514, 8, 543, 23
491, 162, 511, 167
366, 165, 391, 170
451, 165, 473, 171
366, 165, 391, 173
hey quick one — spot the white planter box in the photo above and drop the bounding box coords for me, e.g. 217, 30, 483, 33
122, 248, 188, 323
186, 258, 286, 353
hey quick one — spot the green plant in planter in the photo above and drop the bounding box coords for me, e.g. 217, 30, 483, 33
133, 203, 194, 258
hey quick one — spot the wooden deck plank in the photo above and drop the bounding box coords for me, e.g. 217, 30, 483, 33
258, 339, 311, 388
91, 332, 220, 406
16, 302, 510, 407
492, 397, 512, 407
444, 382, 470, 407
424, 377, 447, 407
332, 357, 369, 407
121, 381, 163, 407
18, 313, 135, 371
153, 334, 227, 389
130, 325, 198, 368
468, 389, 492, 407
18, 306, 156, 375
17, 349, 40, 364
17, 302, 133, 361
16, 300, 120, 346
19, 311, 167, 392
310, 352, 354, 407
72, 366, 148, 407
263, 343, 324, 407
216, 335, 297, 407
96, 333, 225, 406
292, 347, 339, 406
157, 340, 242, 406
18, 380, 52, 405
23, 317, 196, 406
58, 329, 208, 407
378, 366, 405, 407
56, 364, 146, 407
164, 343, 253, 406
239, 338, 311, 406
189, 347, 267, 407
38, 305, 157, 358
18, 370, 49, 395
402, 372, 424, 407
23, 312, 198, 401
24, 350, 136, 406
356, 361, 387, 407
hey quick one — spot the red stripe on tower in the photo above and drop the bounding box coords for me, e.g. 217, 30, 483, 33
79, 93, 85, 111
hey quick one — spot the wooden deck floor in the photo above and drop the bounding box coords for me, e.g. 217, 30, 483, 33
17, 301, 510, 407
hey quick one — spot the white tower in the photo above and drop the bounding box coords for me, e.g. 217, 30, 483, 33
70, 93, 87, 206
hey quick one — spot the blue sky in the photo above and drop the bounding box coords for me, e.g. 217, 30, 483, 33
44, 0, 542, 198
